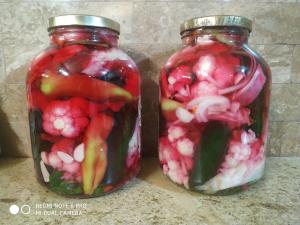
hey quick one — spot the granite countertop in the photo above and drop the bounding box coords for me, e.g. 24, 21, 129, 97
0, 157, 299, 225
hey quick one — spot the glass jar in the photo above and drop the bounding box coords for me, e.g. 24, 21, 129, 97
159, 16, 271, 194
27, 15, 141, 197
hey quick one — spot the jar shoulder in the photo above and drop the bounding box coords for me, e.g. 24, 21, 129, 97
242, 44, 272, 79
163, 42, 271, 77
27, 44, 140, 86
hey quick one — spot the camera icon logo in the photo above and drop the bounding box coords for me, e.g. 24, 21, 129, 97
9, 205, 19, 215
9, 204, 31, 215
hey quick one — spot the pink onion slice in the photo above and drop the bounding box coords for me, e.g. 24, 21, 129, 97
233, 65, 266, 106
207, 107, 251, 127
217, 74, 250, 95
187, 95, 230, 122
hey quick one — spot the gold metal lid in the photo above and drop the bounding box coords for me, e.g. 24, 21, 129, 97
48, 14, 120, 33
180, 15, 252, 34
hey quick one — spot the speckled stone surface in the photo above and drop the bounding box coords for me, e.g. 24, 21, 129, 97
0, 157, 299, 225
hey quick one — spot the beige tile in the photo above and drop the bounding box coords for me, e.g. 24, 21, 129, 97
132, 2, 300, 45
123, 43, 180, 77
0, 84, 28, 122
163, 0, 296, 1
0, 2, 133, 42
267, 121, 282, 156
291, 45, 300, 83
0, 47, 5, 83
221, 0, 296, 1
3, 64, 28, 85
267, 121, 300, 156
270, 83, 300, 121
280, 122, 300, 156
254, 44, 293, 83
132, 2, 190, 44
0, 121, 31, 157
143, 0, 296, 1
0, 3, 48, 79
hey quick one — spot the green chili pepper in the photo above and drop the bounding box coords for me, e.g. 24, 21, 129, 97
189, 121, 231, 190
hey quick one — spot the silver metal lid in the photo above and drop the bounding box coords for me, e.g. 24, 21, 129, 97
180, 15, 252, 34
48, 14, 120, 33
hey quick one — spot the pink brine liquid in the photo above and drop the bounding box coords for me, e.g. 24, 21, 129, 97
159, 21, 271, 194
27, 17, 141, 197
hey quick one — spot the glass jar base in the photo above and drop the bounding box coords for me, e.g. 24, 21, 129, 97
194, 178, 263, 196
163, 173, 263, 196
36, 166, 141, 199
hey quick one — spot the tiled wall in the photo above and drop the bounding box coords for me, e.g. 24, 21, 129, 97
0, 0, 299, 157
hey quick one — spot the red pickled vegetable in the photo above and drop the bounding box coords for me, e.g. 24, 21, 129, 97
40, 133, 62, 143
27, 48, 58, 86
233, 65, 266, 106
27, 89, 51, 111
102, 59, 140, 97
52, 45, 87, 64
42, 98, 89, 138
62, 49, 92, 74
165, 45, 203, 70
82, 113, 113, 195
213, 55, 240, 88
41, 138, 83, 182
51, 138, 76, 155
40, 71, 133, 103
168, 65, 193, 92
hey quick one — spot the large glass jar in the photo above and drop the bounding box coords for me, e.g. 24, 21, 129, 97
27, 15, 141, 197
159, 16, 271, 194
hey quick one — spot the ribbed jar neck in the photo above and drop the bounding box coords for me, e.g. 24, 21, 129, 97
181, 26, 250, 46
49, 26, 119, 47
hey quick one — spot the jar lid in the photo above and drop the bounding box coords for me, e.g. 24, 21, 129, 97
48, 14, 120, 33
180, 15, 252, 34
